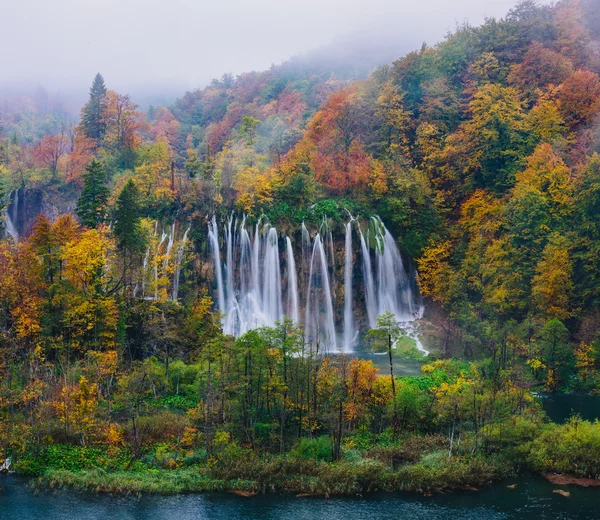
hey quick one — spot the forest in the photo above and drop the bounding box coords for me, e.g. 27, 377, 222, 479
2, 0, 600, 495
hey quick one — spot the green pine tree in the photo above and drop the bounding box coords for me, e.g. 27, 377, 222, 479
83, 73, 107, 140
114, 179, 145, 295
76, 159, 110, 228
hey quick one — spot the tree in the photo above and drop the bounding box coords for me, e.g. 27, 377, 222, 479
514, 143, 573, 222
558, 70, 600, 127
102, 91, 142, 167
76, 159, 110, 228
367, 311, 406, 431
113, 179, 145, 296
531, 235, 575, 321
82, 73, 107, 141
34, 132, 69, 178
445, 84, 527, 193
239, 116, 261, 144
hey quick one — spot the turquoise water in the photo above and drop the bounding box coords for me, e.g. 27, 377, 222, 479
2, 475, 600, 520
539, 393, 600, 423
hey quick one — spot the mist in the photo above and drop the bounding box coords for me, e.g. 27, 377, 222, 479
2, 0, 552, 106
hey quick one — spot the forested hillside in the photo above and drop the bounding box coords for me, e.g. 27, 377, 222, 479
2, 0, 600, 495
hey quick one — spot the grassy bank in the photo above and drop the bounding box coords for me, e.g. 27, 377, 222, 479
24, 416, 600, 496
35, 455, 512, 496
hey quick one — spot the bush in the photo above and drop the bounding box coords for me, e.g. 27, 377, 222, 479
528, 418, 600, 478
15, 445, 130, 476
290, 436, 332, 462
132, 410, 190, 444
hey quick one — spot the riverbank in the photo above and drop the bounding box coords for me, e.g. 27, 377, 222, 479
18, 412, 600, 497
34, 454, 511, 496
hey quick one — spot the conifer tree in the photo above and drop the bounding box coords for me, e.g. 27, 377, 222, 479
83, 73, 107, 140
76, 159, 110, 228
113, 179, 145, 295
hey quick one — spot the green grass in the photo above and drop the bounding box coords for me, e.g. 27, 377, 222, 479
35, 453, 512, 496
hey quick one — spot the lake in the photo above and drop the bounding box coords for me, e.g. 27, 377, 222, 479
539, 393, 600, 423
3, 474, 600, 520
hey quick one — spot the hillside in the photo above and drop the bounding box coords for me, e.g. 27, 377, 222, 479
3, 0, 600, 495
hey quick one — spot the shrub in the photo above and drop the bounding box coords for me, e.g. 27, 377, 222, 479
528, 418, 600, 478
290, 436, 332, 462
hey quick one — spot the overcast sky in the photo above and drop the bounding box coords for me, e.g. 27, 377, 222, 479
2, 0, 551, 97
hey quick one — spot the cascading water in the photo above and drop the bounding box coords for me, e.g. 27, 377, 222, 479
208, 217, 226, 316
285, 237, 299, 323
163, 224, 175, 271
343, 221, 355, 352
154, 229, 168, 300
208, 215, 426, 354
172, 224, 191, 301
362, 217, 427, 355
2, 189, 19, 242
304, 233, 337, 351
359, 226, 377, 329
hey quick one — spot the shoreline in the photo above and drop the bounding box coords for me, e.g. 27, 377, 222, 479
26, 455, 513, 496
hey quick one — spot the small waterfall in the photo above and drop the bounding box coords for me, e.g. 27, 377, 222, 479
141, 221, 158, 298
285, 237, 299, 323
361, 217, 427, 355
359, 226, 377, 328
3, 189, 19, 242
154, 229, 168, 300
163, 224, 175, 270
305, 234, 337, 351
343, 221, 354, 352
172, 224, 191, 302
208, 217, 226, 317
261, 226, 283, 327
224, 216, 235, 331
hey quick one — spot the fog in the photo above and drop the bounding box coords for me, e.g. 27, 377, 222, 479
1, 0, 551, 102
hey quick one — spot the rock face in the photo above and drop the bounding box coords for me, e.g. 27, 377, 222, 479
3, 186, 77, 239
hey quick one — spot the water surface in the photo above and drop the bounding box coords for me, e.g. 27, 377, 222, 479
2, 474, 600, 520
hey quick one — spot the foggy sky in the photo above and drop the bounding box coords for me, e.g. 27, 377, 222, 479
2, 0, 551, 99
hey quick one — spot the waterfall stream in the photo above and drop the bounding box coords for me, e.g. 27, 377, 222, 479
172, 224, 191, 301
2, 189, 19, 242
343, 221, 355, 352
207, 215, 425, 354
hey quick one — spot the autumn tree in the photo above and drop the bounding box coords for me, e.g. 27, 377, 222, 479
531, 234, 575, 321
102, 91, 142, 168
558, 70, 600, 127
34, 131, 69, 178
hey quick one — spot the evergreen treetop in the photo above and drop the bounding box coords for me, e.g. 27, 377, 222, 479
76, 159, 110, 228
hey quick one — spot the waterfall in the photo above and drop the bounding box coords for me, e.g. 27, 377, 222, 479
305, 234, 337, 351
261, 226, 283, 327
3, 189, 19, 242
343, 221, 354, 352
207, 217, 291, 336
285, 237, 299, 323
172, 224, 191, 302
359, 226, 377, 328
208, 217, 226, 317
154, 229, 168, 299
141, 221, 157, 297
164, 224, 175, 270
207, 214, 425, 355
224, 216, 235, 333
360, 217, 427, 355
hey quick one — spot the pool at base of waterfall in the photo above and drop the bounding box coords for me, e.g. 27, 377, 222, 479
3, 474, 600, 519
